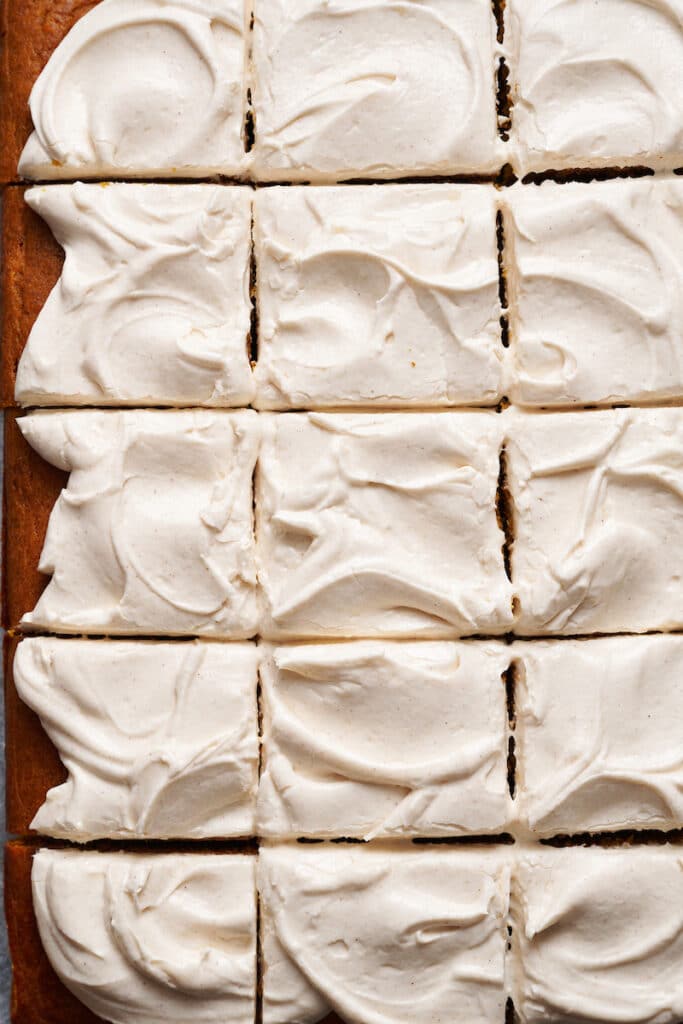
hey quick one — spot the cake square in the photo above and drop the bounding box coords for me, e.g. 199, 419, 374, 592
258, 640, 511, 838
250, 0, 501, 181
512, 847, 683, 1024
507, 408, 683, 635
4, 634, 67, 837
514, 635, 683, 836
0, 186, 63, 407
13, 637, 259, 840
13, 184, 254, 407
256, 412, 513, 638
30, 848, 257, 1024
253, 185, 503, 409
506, 0, 683, 175
505, 179, 683, 407
6, 842, 100, 1024
17, 409, 260, 637
3, 409, 69, 630
259, 845, 511, 1024
17, 0, 250, 180
0, 2, 100, 183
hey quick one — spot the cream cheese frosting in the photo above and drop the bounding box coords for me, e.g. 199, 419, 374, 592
504, 179, 683, 407
507, 408, 683, 635
258, 640, 511, 838
256, 412, 513, 638
259, 845, 511, 1024
16, 184, 254, 407
253, 185, 504, 408
14, 637, 258, 840
18, 0, 249, 180
512, 847, 683, 1024
514, 636, 683, 836
506, 0, 683, 175
251, 0, 502, 181
32, 849, 257, 1024
20, 409, 260, 636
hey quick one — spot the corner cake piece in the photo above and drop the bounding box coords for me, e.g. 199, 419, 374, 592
17, 0, 250, 180
250, 0, 502, 181
504, 179, 683, 407
13, 637, 258, 840
31, 849, 257, 1024
512, 847, 683, 1024
256, 412, 513, 638
514, 635, 683, 837
507, 408, 683, 635
258, 640, 511, 838
253, 185, 504, 408
506, 0, 683, 175
14, 184, 254, 407
259, 845, 510, 1024
17, 409, 260, 637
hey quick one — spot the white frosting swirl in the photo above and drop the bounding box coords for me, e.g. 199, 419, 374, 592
256, 412, 513, 638
20, 409, 260, 636
16, 184, 254, 407
507, 407, 683, 635
514, 635, 683, 836
513, 847, 683, 1024
32, 849, 256, 1024
251, 0, 501, 181
505, 179, 683, 407
14, 637, 258, 840
254, 185, 503, 408
260, 845, 510, 1024
19, 0, 249, 180
507, 0, 683, 174
258, 640, 511, 838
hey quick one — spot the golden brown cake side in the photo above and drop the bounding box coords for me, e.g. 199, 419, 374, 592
1, 186, 63, 407
4, 635, 65, 836
5, 842, 104, 1024
2, 410, 67, 630
0, 1, 100, 183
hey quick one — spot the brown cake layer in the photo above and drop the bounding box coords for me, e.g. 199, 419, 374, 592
2, 409, 67, 630
4, 635, 66, 837
0, 1, 100, 183
1, 186, 63, 407
5, 842, 102, 1023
